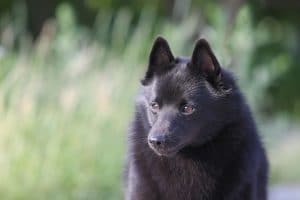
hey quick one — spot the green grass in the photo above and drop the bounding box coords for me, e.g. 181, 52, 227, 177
0, 11, 139, 197
0, 61, 136, 199
0, 3, 299, 199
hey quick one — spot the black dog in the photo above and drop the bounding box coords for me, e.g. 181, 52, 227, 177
125, 37, 268, 200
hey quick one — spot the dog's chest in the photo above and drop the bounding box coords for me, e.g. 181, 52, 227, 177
151, 159, 216, 200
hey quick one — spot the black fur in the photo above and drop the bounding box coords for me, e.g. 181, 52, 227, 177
125, 36, 268, 200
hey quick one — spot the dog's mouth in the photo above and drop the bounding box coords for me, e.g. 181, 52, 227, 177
147, 133, 188, 157
152, 148, 179, 157
148, 143, 185, 157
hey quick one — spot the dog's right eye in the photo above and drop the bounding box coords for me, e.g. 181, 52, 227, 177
150, 101, 160, 113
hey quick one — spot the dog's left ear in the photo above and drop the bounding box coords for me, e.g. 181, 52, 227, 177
190, 39, 221, 82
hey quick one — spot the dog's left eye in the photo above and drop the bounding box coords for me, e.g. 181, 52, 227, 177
180, 104, 195, 115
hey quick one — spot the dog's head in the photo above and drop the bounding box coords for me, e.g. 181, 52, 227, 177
140, 37, 236, 157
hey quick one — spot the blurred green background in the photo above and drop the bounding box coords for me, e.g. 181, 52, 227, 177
0, 0, 299, 199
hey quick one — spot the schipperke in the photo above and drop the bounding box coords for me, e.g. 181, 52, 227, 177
125, 36, 268, 200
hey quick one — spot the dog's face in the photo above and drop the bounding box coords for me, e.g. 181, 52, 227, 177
141, 37, 233, 157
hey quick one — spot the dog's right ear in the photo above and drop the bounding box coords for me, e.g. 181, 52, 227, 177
141, 36, 175, 85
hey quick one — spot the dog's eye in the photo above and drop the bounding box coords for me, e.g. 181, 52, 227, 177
150, 101, 160, 113
180, 104, 195, 115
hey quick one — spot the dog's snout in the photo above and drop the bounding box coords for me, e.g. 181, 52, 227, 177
148, 135, 166, 147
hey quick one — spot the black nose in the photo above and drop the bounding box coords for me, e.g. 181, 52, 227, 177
148, 135, 166, 147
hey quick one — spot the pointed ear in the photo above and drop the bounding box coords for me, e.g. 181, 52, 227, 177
149, 36, 174, 66
190, 39, 221, 81
141, 36, 175, 85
